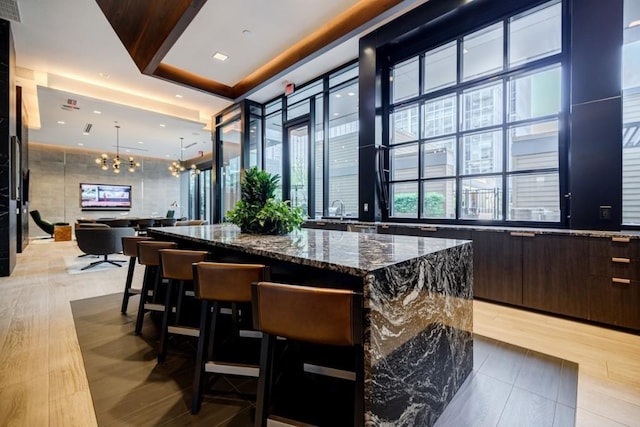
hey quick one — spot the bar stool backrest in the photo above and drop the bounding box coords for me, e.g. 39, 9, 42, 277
159, 249, 208, 281
193, 262, 268, 303
137, 241, 177, 266
252, 282, 362, 347
122, 236, 152, 257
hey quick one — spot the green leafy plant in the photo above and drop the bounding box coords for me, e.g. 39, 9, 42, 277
226, 167, 305, 235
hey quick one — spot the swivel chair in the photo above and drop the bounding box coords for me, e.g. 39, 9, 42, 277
30, 210, 68, 238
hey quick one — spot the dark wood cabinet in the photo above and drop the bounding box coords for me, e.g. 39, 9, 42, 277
522, 235, 590, 319
588, 276, 640, 330
587, 237, 640, 329
472, 231, 524, 306
302, 221, 348, 231
393, 225, 472, 240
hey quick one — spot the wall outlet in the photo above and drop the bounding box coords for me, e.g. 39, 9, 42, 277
599, 205, 612, 220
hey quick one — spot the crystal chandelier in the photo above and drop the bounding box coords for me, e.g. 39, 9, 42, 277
95, 124, 140, 173
169, 137, 186, 177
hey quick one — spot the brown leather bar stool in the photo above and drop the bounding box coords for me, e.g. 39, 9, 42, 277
251, 282, 363, 427
191, 262, 269, 414
134, 240, 178, 335
157, 249, 209, 363
120, 236, 152, 314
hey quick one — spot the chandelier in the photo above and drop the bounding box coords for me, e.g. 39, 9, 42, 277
169, 137, 186, 177
95, 124, 140, 173
190, 163, 201, 178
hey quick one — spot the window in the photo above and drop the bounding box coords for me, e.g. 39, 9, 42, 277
259, 61, 358, 220
328, 80, 359, 218
622, 0, 640, 225
387, 0, 563, 223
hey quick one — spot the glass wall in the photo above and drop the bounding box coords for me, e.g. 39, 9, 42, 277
623, 0, 640, 225
387, 0, 562, 223
220, 119, 241, 220
259, 61, 358, 220
328, 80, 359, 218
264, 102, 283, 200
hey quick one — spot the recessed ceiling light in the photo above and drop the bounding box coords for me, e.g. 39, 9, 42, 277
335, 93, 342, 98
213, 52, 229, 61
57, 120, 65, 124
629, 20, 640, 28
333, 112, 340, 116
138, 141, 144, 144
99, 72, 110, 79
175, 94, 183, 98
77, 143, 84, 146
347, 92, 355, 96
93, 110, 101, 114
159, 124, 166, 127
242, 29, 252, 37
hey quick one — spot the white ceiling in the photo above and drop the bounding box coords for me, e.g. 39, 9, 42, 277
9, 0, 426, 161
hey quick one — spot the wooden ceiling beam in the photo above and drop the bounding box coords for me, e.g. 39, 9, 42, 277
95, 0, 404, 101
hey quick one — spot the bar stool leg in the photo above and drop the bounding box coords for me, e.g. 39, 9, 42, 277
121, 256, 136, 314
158, 278, 175, 363
192, 300, 212, 414
175, 280, 186, 325
134, 266, 152, 335
255, 333, 276, 427
354, 344, 364, 427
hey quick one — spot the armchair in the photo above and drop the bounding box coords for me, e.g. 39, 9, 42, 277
75, 227, 135, 270
30, 210, 68, 238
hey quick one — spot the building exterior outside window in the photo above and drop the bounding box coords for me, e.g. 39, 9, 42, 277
622, 0, 640, 225
387, 0, 562, 223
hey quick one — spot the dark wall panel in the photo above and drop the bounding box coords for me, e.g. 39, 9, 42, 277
0, 18, 16, 276
569, 98, 622, 230
570, 0, 623, 105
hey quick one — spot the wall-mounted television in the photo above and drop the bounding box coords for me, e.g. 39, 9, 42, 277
80, 183, 132, 211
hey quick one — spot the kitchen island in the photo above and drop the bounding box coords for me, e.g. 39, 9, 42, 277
148, 224, 473, 426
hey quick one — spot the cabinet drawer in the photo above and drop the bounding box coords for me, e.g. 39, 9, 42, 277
589, 256, 640, 280
589, 237, 640, 258
588, 276, 640, 330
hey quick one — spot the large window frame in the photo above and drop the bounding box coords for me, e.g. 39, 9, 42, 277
260, 61, 359, 220
384, 0, 567, 226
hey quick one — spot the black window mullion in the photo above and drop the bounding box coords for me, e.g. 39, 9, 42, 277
456, 36, 463, 220
501, 17, 509, 222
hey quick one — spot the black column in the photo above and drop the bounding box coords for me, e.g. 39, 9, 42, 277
569, 0, 623, 230
0, 18, 16, 276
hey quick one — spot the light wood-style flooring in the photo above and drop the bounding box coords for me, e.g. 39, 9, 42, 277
0, 239, 639, 426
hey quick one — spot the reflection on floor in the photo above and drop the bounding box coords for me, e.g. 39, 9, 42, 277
71, 293, 577, 426
435, 336, 577, 426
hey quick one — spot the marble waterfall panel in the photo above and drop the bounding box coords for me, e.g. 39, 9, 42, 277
363, 242, 473, 426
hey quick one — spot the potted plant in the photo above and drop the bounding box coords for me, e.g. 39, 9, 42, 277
226, 167, 305, 235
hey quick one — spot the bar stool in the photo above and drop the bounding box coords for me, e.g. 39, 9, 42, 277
134, 240, 178, 335
251, 282, 363, 427
157, 248, 209, 363
120, 236, 152, 314
191, 262, 269, 414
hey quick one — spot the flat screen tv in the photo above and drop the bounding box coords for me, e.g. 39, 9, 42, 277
80, 183, 132, 211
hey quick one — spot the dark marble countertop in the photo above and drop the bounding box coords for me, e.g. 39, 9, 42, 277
148, 223, 470, 276
306, 219, 640, 239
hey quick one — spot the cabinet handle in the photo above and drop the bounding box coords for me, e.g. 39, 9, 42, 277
510, 232, 535, 237
612, 278, 631, 285
420, 227, 437, 232
611, 237, 630, 243
381, 225, 390, 229
612, 257, 631, 264
316, 222, 326, 226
